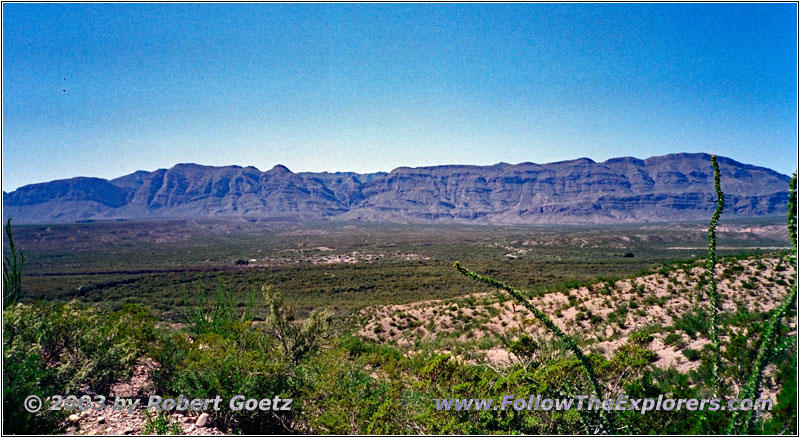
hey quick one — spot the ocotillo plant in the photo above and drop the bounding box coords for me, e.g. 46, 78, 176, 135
705, 155, 725, 395
453, 262, 617, 434
726, 171, 798, 434
3, 219, 24, 307
789, 172, 797, 252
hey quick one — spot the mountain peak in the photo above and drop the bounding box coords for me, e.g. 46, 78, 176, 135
269, 164, 292, 174
170, 162, 204, 170
548, 157, 596, 166
604, 156, 645, 166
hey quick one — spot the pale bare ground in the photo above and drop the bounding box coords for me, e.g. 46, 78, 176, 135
667, 246, 789, 250
64, 360, 225, 435
250, 249, 430, 267
358, 255, 795, 375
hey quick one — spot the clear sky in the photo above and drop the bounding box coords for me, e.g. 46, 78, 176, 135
2, 3, 797, 190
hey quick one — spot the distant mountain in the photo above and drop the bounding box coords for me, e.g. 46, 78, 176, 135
3, 153, 791, 225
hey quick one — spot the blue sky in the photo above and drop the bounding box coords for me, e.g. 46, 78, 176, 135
3, 3, 797, 190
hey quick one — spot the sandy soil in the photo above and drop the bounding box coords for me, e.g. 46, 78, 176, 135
359, 255, 796, 374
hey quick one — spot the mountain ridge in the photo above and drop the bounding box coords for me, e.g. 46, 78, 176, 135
3, 153, 791, 225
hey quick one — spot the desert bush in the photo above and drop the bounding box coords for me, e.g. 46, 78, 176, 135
149, 329, 192, 395
663, 332, 682, 346
3, 302, 152, 434
4, 302, 150, 394
142, 409, 183, 435
601, 332, 658, 378
673, 306, 709, 340
294, 349, 404, 434
757, 347, 797, 435
164, 332, 295, 433
154, 284, 335, 433
183, 280, 257, 337
509, 334, 538, 360
261, 284, 333, 365
341, 336, 403, 369
682, 348, 701, 361
2, 339, 65, 434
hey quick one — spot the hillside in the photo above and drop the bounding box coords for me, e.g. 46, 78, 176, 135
359, 254, 796, 372
3, 153, 791, 224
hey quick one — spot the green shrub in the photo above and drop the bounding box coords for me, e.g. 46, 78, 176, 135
4, 302, 149, 394
165, 332, 294, 434
3, 302, 152, 434
758, 349, 797, 435
674, 306, 709, 340
605, 332, 658, 373
295, 349, 405, 434
149, 329, 192, 394
262, 285, 333, 365
683, 348, 701, 361
341, 336, 403, 372
154, 284, 335, 433
2, 345, 65, 434
509, 334, 538, 359
664, 333, 682, 346
606, 303, 629, 329
183, 280, 257, 337
142, 410, 183, 435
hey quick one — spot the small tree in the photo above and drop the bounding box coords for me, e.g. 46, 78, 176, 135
261, 285, 333, 365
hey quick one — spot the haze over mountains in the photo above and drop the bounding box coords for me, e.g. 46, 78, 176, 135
3, 153, 791, 225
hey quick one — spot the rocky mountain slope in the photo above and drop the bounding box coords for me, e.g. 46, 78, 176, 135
3, 153, 791, 224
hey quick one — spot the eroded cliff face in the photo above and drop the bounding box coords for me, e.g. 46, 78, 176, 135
3, 153, 791, 224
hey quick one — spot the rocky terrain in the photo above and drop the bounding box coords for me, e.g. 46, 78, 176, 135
64, 361, 225, 436
4, 153, 791, 224
359, 254, 796, 378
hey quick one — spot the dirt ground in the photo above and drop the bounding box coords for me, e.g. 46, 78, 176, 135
64, 361, 225, 436
359, 255, 796, 376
